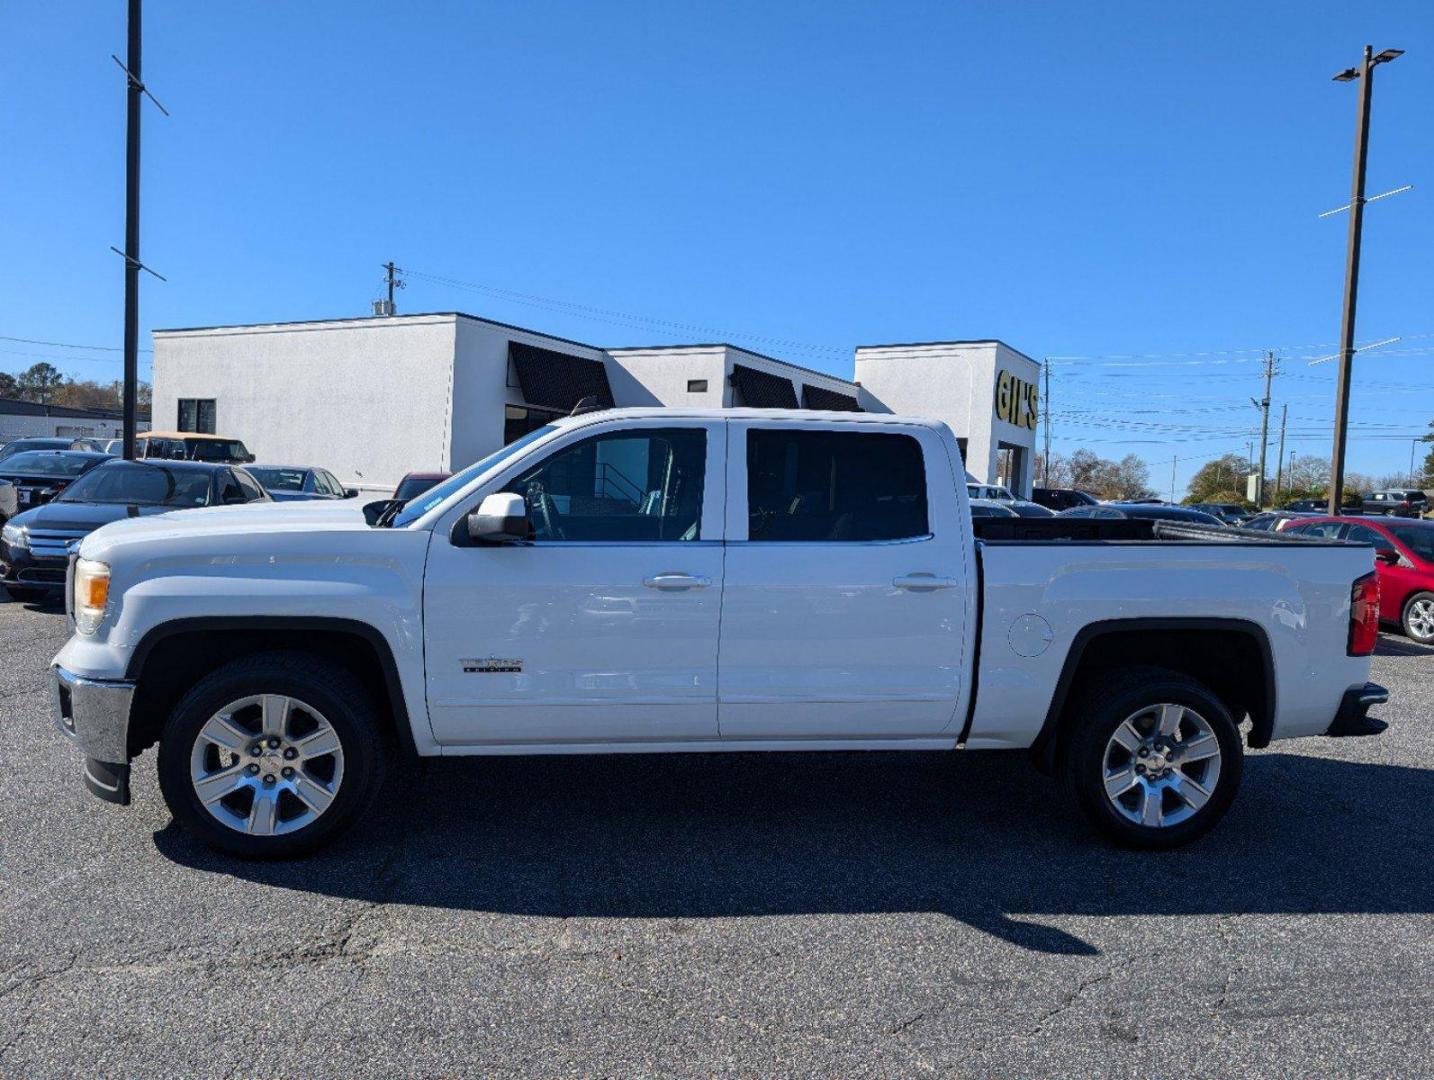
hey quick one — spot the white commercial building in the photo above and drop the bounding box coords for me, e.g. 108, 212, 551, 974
152, 312, 1039, 495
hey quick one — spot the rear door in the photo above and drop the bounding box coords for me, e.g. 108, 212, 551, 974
1345, 522, 1416, 623
423, 417, 726, 746
717, 419, 971, 739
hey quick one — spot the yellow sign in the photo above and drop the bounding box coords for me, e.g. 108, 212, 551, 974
994, 370, 1039, 430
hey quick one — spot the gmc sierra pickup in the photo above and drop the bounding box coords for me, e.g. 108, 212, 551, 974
50, 409, 1388, 856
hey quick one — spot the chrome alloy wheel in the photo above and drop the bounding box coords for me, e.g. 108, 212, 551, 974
188, 694, 345, 836
1407, 597, 1434, 642
1101, 703, 1222, 829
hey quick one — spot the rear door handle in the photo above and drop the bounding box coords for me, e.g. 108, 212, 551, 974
643, 573, 712, 590
893, 573, 958, 591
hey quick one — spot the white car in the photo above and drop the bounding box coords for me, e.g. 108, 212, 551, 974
967, 482, 1015, 502
50, 408, 1387, 856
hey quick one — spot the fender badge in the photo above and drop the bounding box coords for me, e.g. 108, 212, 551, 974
462, 657, 523, 674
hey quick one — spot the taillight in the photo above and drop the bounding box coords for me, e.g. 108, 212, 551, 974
1348, 571, 1380, 656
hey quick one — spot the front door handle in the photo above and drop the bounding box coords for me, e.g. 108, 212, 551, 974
893, 573, 958, 591
643, 573, 712, 590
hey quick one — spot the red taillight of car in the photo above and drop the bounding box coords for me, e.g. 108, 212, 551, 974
1348, 571, 1380, 656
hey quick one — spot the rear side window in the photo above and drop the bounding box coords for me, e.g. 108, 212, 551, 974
746, 429, 928, 542
1346, 524, 1397, 555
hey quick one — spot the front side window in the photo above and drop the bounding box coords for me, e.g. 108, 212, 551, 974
503, 428, 706, 542
1389, 525, 1434, 563
234, 469, 268, 501
746, 429, 928, 542
1346, 524, 1397, 556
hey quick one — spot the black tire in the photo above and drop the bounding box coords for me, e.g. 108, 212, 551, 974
1061, 666, 1243, 850
1401, 591, 1434, 645
4, 586, 51, 604
157, 651, 384, 858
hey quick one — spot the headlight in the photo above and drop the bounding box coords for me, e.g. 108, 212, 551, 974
1, 522, 26, 549
73, 558, 111, 635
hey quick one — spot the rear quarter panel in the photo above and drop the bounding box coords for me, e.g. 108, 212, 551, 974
968, 541, 1376, 748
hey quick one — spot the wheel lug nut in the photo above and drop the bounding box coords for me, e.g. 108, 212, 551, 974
267, 737, 281, 749
262, 774, 276, 785
281, 767, 294, 779
250, 744, 263, 756
283, 747, 298, 760
247, 763, 260, 775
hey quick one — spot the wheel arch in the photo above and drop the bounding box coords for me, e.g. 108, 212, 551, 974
125, 616, 418, 760
1029, 617, 1276, 772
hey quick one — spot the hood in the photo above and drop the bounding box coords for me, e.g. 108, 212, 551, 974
79, 497, 374, 559
11, 500, 176, 532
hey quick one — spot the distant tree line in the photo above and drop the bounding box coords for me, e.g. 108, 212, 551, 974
0, 362, 152, 412
1039, 449, 1155, 501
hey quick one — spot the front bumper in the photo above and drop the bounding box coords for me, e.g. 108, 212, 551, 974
1325, 682, 1389, 738
50, 665, 135, 804
1, 544, 67, 592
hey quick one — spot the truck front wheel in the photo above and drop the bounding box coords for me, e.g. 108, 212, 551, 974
157, 651, 384, 857
1063, 668, 1243, 849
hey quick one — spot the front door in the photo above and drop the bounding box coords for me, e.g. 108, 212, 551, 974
717, 420, 972, 739
423, 419, 726, 746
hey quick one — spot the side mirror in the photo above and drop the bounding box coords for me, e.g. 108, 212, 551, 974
344, 488, 360, 499
466, 492, 529, 544
1376, 548, 1400, 565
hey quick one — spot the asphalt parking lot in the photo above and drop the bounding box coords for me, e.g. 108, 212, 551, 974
1, 596, 1431, 1079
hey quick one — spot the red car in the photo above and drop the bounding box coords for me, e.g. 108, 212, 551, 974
393, 471, 450, 503
1285, 516, 1434, 644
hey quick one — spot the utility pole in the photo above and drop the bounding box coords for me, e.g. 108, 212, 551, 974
1274, 404, 1288, 501
1170, 456, 1177, 503
1252, 351, 1276, 508
1329, 45, 1403, 515
1041, 361, 1051, 486
111, 0, 166, 459
376, 261, 405, 315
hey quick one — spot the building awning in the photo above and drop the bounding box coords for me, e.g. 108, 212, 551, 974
509, 342, 614, 413
801, 384, 860, 412
730, 364, 798, 409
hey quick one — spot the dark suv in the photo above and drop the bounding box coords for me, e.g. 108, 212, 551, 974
1362, 489, 1429, 518
1031, 487, 1099, 512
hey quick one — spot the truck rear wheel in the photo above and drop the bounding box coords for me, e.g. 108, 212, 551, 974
156, 651, 384, 858
1062, 667, 1242, 849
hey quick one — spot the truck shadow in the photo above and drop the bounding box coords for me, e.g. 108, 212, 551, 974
154, 748, 1433, 955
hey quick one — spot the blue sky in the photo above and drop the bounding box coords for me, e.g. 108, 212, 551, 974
2, 0, 1430, 493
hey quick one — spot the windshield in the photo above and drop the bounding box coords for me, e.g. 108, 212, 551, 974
248, 467, 307, 492
0, 440, 69, 462
0, 451, 98, 477
190, 439, 251, 461
1389, 524, 1434, 563
57, 462, 213, 506
388, 426, 557, 528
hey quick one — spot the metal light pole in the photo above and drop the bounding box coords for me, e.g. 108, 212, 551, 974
1328, 45, 1403, 515
120, 0, 143, 459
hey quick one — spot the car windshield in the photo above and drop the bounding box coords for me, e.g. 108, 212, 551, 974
0, 440, 70, 462
0, 451, 97, 477
57, 462, 213, 506
1389, 524, 1434, 563
190, 439, 250, 461
395, 475, 443, 502
388, 426, 558, 528
248, 467, 308, 492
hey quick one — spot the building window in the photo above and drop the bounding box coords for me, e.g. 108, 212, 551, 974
178, 398, 216, 434
687, 379, 708, 393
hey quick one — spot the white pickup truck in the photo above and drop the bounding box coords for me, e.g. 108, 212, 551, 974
50, 408, 1389, 856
